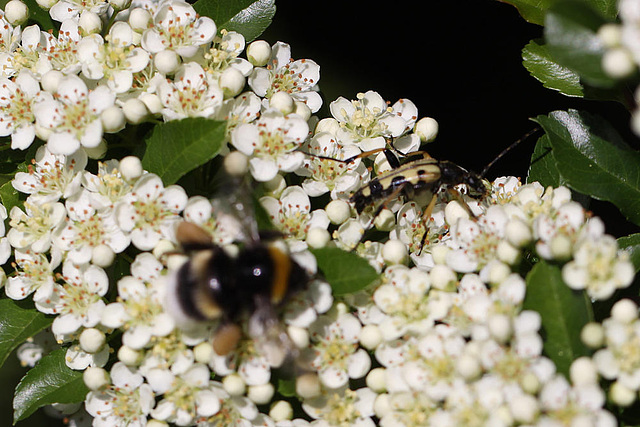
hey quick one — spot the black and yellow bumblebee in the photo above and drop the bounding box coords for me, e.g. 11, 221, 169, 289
165, 176, 310, 366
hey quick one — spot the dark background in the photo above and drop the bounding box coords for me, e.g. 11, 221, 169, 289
3, 1, 638, 426
263, 0, 638, 237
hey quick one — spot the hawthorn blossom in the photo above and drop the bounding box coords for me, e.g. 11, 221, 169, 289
33, 74, 115, 155
12, 145, 86, 204
7, 200, 67, 253
85, 362, 155, 427
77, 22, 150, 93
141, 0, 216, 58
115, 173, 187, 250
329, 91, 417, 151
231, 109, 309, 182
0, 70, 51, 150
157, 62, 224, 121
248, 41, 322, 113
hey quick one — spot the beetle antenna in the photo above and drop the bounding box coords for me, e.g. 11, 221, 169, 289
479, 127, 541, 178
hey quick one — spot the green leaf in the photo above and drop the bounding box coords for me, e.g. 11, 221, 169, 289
534, 110, 640, 226
523, 260, 593, 377
522, 39, 584, 97
618, 233, 640, 272
141, 118, 226, 186
23, 0, 57, 31
13, 347, 88, 423
544, 0, 617, 88
497, 0, 617, 26
310, 247, 378, 296
194, 0, 276, 42
0, 299, 52, 370
527, 134, 562, 187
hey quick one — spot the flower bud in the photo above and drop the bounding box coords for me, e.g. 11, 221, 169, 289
120, 155, 144, 181
415, 117, 438, 143
269, 400, 293, 422
581, 322, 605, 349
598, 23, 622, 48
611, 298, 638, 324
296, 373, 321, 399
108, 0, 131, 10
373, 208, 395, 231
83, 367, 110, 390
220, 67, 245, 98
92, 244, 116, 267
326, 199, 351, 225
306, 227, 330, 249
193, 342, 213, 364
610, 381, 636, 407
129, 7, 151, 32
246, 40, 271, 66
359, 324, 382, 350
78, 11, 102, 35
35, 0, 56, 9
41, 70, 64, 93
382, 239, 407, 265
509, 394, 539, 423
223, 150, 249, 177
269, 91, 295, 115
4, 0, 29, 26
602, 47, 636, 79
122, 98, 150, 125
101, 105, 126, 133
365, 367, 386, 392
570, 356, 598, 386
222, 373, 246, 396
117, 345, 141, 365
154, 50, 181, 75
79, 328, 106, 353
247, 383, 274, 405
293, 100, 311, 121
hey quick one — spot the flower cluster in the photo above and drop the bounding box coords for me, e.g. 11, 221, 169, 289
0, 0, 636, 426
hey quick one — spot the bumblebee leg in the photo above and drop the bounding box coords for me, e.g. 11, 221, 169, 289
212, 322, 243, 356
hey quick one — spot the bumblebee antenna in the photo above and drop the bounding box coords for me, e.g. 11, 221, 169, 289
479, 127, 541, 178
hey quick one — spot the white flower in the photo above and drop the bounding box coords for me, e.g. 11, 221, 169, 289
115, 173, 187, 250
150, 363, 221, 425
77, 22, 150, 93
157, 62, 224, 121
302, 387, 376, 427
85, 362, 155, 427
215, 91, 261, 136
5, 250, 58, 305
50, 261, 109, 340
49, 0, 109, 22
296, 131, 368, 199
33, 74, 115, 155
562, 234, 635, 300
7, 200, 67, 253
55, 189, 131, 264
329, 91, 416, 151
82, 159, 135, 209
307, 313, 370, 389
141, 0, 216, 58
12, 145, 87, 204
0, 70, 51, 150
40, 19, 83, 74
101, 275, 174, 350
202, 29, 252, 78
231, 109, 309, 182
248, 41, 322, 113
0, 10, 22, 77
260, 185, 329, 247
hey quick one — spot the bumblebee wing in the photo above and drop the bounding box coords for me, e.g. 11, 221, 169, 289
248, 295, 298, 368
211, 173, 261, 246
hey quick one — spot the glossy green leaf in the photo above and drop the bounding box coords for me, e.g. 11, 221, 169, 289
522, 39, 584, 97
141, 118, 226, 186
311, 247, 378, 296
13, 347, 88, 423
194, 0, 276, 42
523, 260, 593, 377
535, 110, 640, 226
498, 0, 617, 26
527, 134, 562, 186
618, 233, 640, 272
544, 1, 617, 88
23, 0, 57, 32
0, 299, 52, 369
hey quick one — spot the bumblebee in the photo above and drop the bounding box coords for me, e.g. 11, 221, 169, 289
165, 182, 310, 366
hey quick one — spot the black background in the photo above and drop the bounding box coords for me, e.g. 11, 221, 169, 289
263, 0, 638, 237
